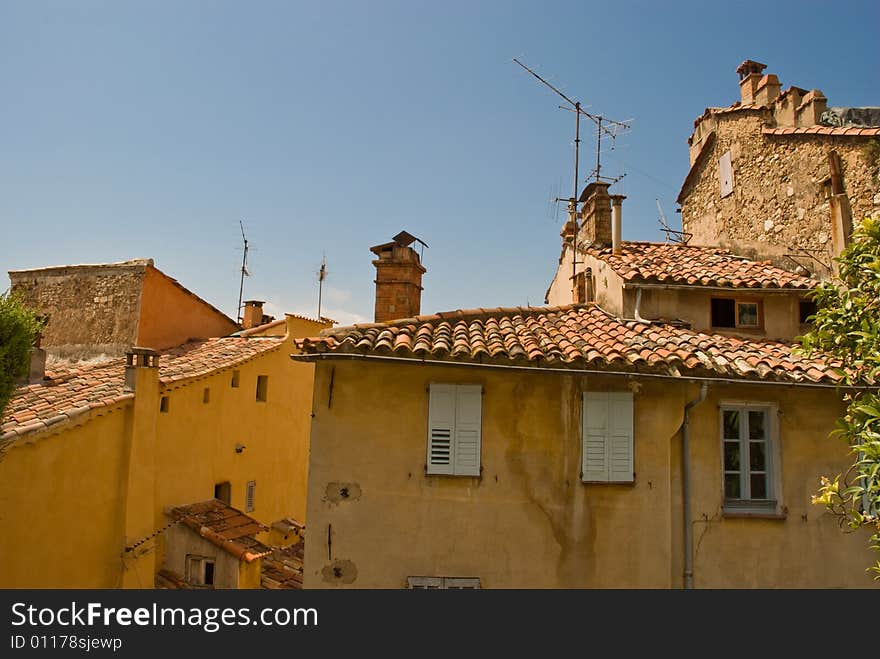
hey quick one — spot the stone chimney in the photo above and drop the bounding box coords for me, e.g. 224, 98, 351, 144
578, 181, 612, 248
754, 73, 781, 106
795, 89, 828, 127
242, 300, 264, 330
736, 60, 767, 105
124, 347, 159, 392
370, 231, 426, 323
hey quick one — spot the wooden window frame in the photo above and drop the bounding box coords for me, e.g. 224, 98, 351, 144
710, 296, 764, 330
426, 384, 483, 477
719, 402, 782, 516
186, 555, 216, 588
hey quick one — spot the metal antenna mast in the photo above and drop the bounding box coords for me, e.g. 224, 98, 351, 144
317, 254, 327, 320
513, 58, 631, 286
236, 220, 250, 324
656, 199, 692, 245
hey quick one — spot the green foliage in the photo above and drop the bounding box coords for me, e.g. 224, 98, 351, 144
800, 213, 880, 578
0, 291, 44, 421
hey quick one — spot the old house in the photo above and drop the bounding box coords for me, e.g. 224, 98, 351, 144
0, 266, 325, 587
291, 234, 876, 588
8, 258, 240, 359
546, 183, 818, 341
677, 60, 880, 278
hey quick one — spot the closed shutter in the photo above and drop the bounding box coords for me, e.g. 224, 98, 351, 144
454, 385, 482, 477
582, 392, 634, 482
246, 480, 256, 512
427, 384, 457, 475
427, 384, 482, 476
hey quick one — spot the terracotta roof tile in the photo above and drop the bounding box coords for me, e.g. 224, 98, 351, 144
1, 337, 283, 441
295, 304, 845, 385
763, 126, 880, 137
168, 499, 271, 563
583, 241, 816, 290
261, 539, 304, 590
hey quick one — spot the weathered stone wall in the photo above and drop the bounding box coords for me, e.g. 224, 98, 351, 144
9, 261, 147, 359
680, 112, 880, 278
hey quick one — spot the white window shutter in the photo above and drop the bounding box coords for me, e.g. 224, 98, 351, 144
582, 392, 634, 482
608, 392, 634, 482
582, 392, 609, 481
427, 384, 457, 475
453, 385, 482, 477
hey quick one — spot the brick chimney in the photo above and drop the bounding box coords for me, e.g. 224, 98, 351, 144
578, 181, 612, 248
370, 231, 426, 323
242, 300, 264, 330
736, 60, 767, 105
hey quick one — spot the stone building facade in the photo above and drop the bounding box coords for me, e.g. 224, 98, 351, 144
9, 259, 239, 359
677, 60, 880, 279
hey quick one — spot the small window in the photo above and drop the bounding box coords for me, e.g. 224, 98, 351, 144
582, 392, 634, 483
799, 300, 817, 324
256, 375, 268, 402
245, 480, 256, 512
159, 396, 169, 413
407, 576, 481, 589
711, 298, 761, 329
426, 384, 482, 477
721, 405, 779, 512
186, 555, 216, 587
203, 387, 210, 404
231, 370, 240, 388
214, 481, 231, 504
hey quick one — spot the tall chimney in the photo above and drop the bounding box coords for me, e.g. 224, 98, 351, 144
610, 194, 625, 255
371, 231, 426, 323
736, 59, 767, 105
242, 300, 264, 330
578, 181, 612, 248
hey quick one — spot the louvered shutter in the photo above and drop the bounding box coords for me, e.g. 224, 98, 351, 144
582, 392, 634, 482
427, 384, 457, 475
246, 480, 256, 512
582, 392, 610, 481
608, 392, 634, 482
453, 385, 482, 476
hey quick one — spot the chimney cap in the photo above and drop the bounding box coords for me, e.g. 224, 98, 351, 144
578, 180, 612, 203
370, 230, 429, 255
737, 60, 767, 79
243, 300, 265, 306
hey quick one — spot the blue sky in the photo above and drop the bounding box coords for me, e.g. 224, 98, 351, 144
1, 1, 877, 325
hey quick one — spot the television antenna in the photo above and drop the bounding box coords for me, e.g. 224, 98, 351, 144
316, 254, 327, 320
513, 58, 632, 283
656, 199, 692, 244
236, 220, 250, 324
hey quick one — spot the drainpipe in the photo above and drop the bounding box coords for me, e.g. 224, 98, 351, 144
682, 382, 708, 589
633, 287, 649, 324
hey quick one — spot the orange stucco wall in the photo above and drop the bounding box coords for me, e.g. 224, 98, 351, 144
136, 266, 239, 350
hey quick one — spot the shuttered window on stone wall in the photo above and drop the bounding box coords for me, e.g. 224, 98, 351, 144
427, 384, 482, 477
582, 392, 634, 483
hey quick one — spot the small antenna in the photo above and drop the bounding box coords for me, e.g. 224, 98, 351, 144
317, 254, 327, 320
236, 220, 250, 324
656, 199, 692, 244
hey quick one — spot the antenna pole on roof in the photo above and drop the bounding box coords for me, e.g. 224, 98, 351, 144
317, 254, 327, 320
236, 220, 250, 324
513, 58, 632, 289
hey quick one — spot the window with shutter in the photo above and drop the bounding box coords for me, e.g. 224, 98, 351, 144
407, 576, 481, 589
582, 392, 634, 483
427, 384, 482, 477
245, 480, 256, 512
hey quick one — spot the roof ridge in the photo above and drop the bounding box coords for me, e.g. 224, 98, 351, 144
319, 303, 591, 337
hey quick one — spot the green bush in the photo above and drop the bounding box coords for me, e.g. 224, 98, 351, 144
0, 292, 45, 420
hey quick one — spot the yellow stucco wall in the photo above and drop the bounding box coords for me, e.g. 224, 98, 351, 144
137, 266, 239, 350
304, 360, 877, 588
0, 406, 132, 587
0, 316, 320, 588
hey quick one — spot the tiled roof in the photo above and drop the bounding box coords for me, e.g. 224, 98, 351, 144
168, 500, 271, 563
295, 304, 844, 385
160, 336, 283, 385
763, 126, 880, 137
261, 540, 305, 590
1, 359, 132, 443
1, 336, 284, 444
583, 241, 816, 289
